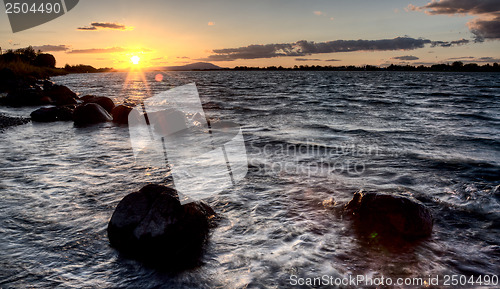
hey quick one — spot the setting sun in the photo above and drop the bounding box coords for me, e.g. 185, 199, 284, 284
130, 55, 140, 65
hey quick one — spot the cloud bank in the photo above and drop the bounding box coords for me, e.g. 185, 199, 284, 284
67, 47, 126, 54
409, 0, 500, 41
33, 45, 69, 52
202, 37, 470, 61
392, 55, 420, 60
295, 58, 322, 61
77, 22, 133, 31
446, 56, 500, 63
430, 38, 470, 47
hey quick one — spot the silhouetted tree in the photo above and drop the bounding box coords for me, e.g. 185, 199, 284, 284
34, 53, 56, 68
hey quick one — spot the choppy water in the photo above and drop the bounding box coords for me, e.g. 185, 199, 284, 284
1, 71, 499, 288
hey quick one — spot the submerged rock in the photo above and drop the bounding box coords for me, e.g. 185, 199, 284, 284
81, 95, 115, 113
2, 86, 44, 107
30, 107, 58, 122
344, 191, 433, 238
0, 113, 30, 131
111, 104, 133, 124
73, 103, 112, 126
107, 184, 216, 269
30, 106, 75, 122
43, 85, 78, 106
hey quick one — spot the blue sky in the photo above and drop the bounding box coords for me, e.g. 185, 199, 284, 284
1, 0, 499, 68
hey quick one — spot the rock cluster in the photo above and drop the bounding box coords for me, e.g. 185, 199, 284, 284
0, 69, 133, 127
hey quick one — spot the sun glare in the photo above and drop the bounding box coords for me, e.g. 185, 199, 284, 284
131, 55, 140, 65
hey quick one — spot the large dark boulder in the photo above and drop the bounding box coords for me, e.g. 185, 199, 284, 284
30, 107, 58, 122
43, 85, 78, 106
107, 184, 216, 270
81, 95, 115, 113
111, 104, 133, 124
344, 191, 433, 239
73, 103, 112, 126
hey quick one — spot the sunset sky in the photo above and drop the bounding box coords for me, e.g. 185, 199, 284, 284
1, 0, 499, 69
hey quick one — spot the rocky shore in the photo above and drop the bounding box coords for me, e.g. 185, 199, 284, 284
0, 113, 30, 132
0, 67, 133, 128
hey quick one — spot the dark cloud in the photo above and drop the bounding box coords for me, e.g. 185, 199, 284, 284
202, 37, 471, 61
77, 22, 132, 31
33, 45, 69, 52
203, 37, 433, 61
468, 16, 500, 41
67, 47, 151, 54
409, 0, 500, 15
326, 59, 341, 62
478, 56, 500, 62
295, 58, 322, 61
392, 55, 420, 60
447, 56, 475, 60
413, 61, 440, 66
409, 0, 500, 40
430, 38, 470, 47
449, 56, 500, 62
77, 26, 97, 31
67, 47, 126, 54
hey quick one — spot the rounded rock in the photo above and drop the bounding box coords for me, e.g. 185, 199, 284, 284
73, 103, 112, 126
344, 191, 433, 238
111, 104, 133, 125
107, 184, 216, 269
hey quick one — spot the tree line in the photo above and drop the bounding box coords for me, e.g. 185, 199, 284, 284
231, 62, 500, 72
0, 46, 113, 77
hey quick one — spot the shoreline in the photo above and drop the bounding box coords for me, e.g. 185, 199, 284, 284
0, 113, 30, 132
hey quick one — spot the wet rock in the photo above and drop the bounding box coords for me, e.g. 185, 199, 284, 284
111, 104, 133, 124
107, 184, 216, 270
148, 109, 188, 135
41, 79, 55, 91
56, 105, 75, 121
30, 107, 59, 122
73, 103, 112, 126
43, 85, 78, 106
0, 113, 30, 131
81, 95, 115, 113
30, 106, 75, 122
2, 86, 45, 107
344, 191, 433, 238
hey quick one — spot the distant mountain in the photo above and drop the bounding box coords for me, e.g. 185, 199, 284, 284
158, 62, 223, 71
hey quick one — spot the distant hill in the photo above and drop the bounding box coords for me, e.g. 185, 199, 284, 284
157, 62, 222, 71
